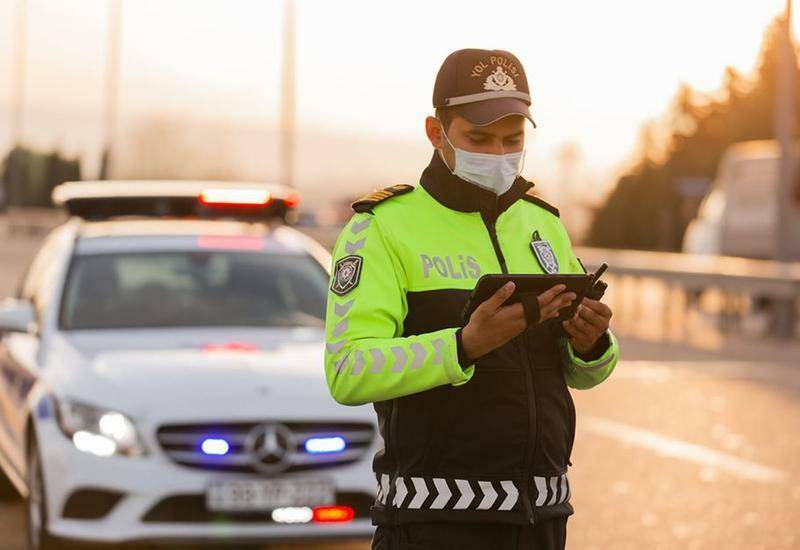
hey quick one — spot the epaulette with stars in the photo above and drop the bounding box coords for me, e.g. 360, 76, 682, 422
351, 184, 414, 213
521, 187, 560, 217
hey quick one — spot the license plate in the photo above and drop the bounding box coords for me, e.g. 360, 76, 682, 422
206, 478, 335, 512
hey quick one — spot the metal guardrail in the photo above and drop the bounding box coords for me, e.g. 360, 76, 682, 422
1, 206, 66, 236
575, 247, 800, 299
575, 247, 799, 339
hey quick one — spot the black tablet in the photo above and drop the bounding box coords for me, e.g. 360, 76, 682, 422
462, 273, 595, 323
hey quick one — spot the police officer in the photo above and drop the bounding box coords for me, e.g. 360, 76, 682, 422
324, 49, 619, 550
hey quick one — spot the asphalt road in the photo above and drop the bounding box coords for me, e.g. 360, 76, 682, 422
1, 223, 798, 549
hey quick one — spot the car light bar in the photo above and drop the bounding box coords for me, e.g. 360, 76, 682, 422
200, 438, 231, 456
284, 192, 302, 208
272, 506, 313, 523
304, 436, 346, 454
199, 188, 271, 206
271, 505, 356, 524
313, 505, 355, 523
201, 341, 259, 353
52, 180, 300, 221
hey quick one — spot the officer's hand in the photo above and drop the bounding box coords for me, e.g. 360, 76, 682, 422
462, 282, 576, 362
562, 298, 613, 354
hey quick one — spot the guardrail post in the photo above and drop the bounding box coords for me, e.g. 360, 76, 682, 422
662, 281, 671, 342
771, 298, 798, 339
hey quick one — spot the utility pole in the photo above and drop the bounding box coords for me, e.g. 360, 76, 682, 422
556, 142, 580, 233
279, 0, 296, 189
4, 0, 28, 207
774, 0, 798, 337
10, 0, 28, 145
776, 0, 796, 262
100, 0, 122, 179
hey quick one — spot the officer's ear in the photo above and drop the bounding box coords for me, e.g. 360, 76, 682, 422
425, 115, 446, 150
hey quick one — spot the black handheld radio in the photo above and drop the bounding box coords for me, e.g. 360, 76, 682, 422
550, 261, 609, 339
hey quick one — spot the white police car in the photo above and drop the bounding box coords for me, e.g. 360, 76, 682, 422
0, 181, 378, 548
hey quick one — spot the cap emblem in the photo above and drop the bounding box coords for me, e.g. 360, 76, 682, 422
483, 66, 517, 92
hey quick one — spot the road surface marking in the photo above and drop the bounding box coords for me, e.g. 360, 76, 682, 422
582, 416, 787, 484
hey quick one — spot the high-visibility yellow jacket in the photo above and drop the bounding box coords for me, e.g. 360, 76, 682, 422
324, 152, 619, 526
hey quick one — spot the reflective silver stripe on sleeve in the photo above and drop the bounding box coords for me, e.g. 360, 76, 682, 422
431, 338, 445, 365
333, 299, 355, 317
391, 346, 407, 372
350, 350, 366, 375
345, 238, 366, 254
409, 342, 425, 369
350, 218, 371, 234
326, 340, 346, 355
332, 319, 348, 338
445, 90, 531, 107
369, 348, 385, 373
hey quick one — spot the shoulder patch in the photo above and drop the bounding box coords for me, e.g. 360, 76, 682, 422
521, 188, 560, 217
331, 255, 363, 296
351, 184, 414, 213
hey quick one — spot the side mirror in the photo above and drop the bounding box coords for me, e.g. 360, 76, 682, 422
0, 298, 36, 333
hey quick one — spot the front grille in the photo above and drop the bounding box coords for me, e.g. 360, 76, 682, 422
142, 491, 373, 523
156, 421, 374, 474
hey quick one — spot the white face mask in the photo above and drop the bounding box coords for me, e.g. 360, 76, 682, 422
438, 122, 526, 195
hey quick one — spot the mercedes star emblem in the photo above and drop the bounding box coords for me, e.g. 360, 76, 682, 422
245, 423, 293, 474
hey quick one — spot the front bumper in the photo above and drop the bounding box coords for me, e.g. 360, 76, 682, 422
36, 419, 376, 544
52, 520, 375, 546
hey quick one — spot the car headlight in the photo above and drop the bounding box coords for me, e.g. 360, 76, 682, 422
55, 398, 147, 458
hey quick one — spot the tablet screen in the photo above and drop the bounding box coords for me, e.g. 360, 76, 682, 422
462, 274, 594, 322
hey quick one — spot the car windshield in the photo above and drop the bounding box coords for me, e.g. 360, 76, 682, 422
59, 250, 329, 330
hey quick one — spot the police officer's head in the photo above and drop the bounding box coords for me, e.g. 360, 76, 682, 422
425, 49, 536, 192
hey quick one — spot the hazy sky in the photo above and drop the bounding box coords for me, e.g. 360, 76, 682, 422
0, 0, 796, 201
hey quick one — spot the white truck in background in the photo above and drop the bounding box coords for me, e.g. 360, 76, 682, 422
683, 140, 800, 260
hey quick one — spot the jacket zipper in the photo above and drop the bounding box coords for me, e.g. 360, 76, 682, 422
479, 199, 538, 526
388, 399, 399, 491
566, 387, 576, 466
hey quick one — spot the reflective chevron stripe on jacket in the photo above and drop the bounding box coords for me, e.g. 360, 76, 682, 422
374, 473, 570, 512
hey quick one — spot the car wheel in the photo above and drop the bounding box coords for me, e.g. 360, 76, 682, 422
26, 435, 59, 550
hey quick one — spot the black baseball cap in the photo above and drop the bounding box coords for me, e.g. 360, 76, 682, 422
433, 48, 536, 127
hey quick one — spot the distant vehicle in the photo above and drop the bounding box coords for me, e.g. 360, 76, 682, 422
683, 140, 800, 259
0, 181, 377, 548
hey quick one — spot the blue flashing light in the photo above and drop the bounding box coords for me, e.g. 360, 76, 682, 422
201, 438, 230, 456
304, 436, 346, 454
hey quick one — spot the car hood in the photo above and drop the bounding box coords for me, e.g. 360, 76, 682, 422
44, 327, 369, 423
